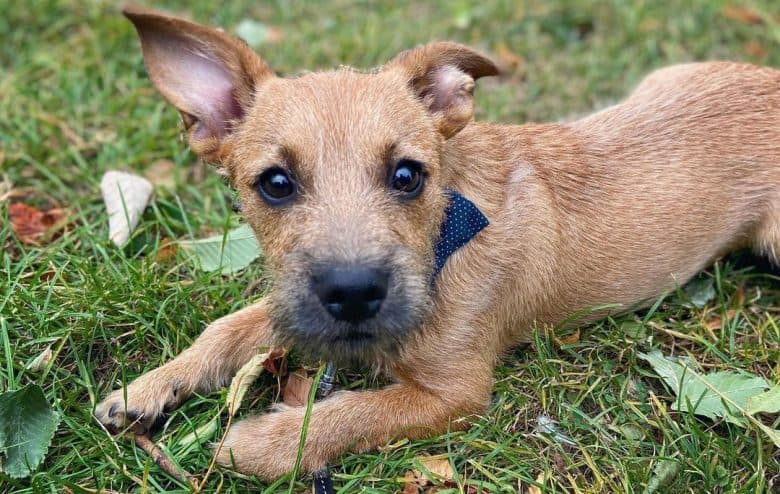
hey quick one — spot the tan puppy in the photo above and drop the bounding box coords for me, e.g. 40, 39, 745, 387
96, 5, 780, 480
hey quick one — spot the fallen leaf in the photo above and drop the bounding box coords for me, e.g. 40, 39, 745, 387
745, 385, 780, 415
0, 384, 61, 478
100, 171, 153, 246
703, 309, 737, 332
154, 240, 178, 263
226, 350, 276, 416
283, 369, 313, 407
621, 319, 647, 340
144, 159, 177, 188
401, 455, 456, 493
639, 350, 779, 446
235, 19, 283, 48
8, 203, 69, 246
555, 328, 580, 347
721, 5, 763, 24
178, 224, 261, 274
742, 41, 767, 58
645, 458, 680, 493
0, 175, 12, 202
419, 456, 454, 483
262, 348, 287, 376
526, 472, 545, 494
535, 415, 575, 446
682, 277, 716, 308
25, 346, 52, 372
495, 42, 524, 72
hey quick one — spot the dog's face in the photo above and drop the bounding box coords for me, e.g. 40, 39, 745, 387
124, 6, 497, 362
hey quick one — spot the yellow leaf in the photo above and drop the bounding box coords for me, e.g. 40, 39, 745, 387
527, 472, 545, 494
226, 351, 270, 416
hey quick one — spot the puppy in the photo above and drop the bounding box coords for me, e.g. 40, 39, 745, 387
96, 4, 780, 480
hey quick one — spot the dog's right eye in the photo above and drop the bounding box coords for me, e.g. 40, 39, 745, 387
255, 167, 296, 205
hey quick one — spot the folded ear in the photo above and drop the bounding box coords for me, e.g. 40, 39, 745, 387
122, 4, 274, 163
385, 42, 499, 139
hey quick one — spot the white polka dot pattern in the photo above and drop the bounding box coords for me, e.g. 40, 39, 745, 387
433, 190, 489, 276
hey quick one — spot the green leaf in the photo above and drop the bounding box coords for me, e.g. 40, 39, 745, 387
682, 277, 716, 308
235, 19, 271, 48
0, 384, 60, 478
637, 350, 696, 395
645, 458, 680, 494
745, 386, 780, 415
681, 370, 768, 422
639, 351, 780, 446
179, 224, 261, 274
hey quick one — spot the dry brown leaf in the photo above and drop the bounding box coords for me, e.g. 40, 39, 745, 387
263, 347, 288, 376
742, 41, 767, 58
495, 42, 524, 72
283, 369, 313, 407
419, 456, 454, 482
555, 328, 580, 347
526, 472, 545, 494
266, 26, 284, 44
721, 5, 763, 24
703, 309, 737, 332
154, 240, 178, 262
402, 455, 456, 493
144, 159, 177, 188
402, 469, 426, 493
8, 202, 69, 246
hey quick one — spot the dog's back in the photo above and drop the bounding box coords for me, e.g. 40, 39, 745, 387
450, 62, 780, 335
556, 63, 778, 318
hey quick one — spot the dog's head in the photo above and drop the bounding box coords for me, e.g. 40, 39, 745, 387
124, 5, 497, 363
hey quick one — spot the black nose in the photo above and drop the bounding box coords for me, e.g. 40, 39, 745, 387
312, 266, 389, 323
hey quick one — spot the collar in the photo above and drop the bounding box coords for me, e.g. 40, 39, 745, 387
433, 190, 489, 277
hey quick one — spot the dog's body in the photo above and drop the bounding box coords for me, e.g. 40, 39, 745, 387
96, 6, 780, 480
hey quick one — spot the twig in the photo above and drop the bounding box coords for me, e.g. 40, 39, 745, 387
197, 404, 231, 493
134, 433, 198, 489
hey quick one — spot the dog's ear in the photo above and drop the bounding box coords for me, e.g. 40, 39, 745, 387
122, 5, 274, 163
385, 42, 499, 139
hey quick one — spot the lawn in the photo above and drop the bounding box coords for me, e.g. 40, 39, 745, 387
1, 0, 779, 492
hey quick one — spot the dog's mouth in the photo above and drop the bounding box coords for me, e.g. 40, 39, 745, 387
334, 329, 375, 343
268, 250, 432, 363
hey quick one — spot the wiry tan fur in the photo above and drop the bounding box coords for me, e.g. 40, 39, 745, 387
96, 5, 780, 481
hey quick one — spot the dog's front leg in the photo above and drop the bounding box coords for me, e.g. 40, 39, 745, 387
96, 299, 273, 433
215, 359, 493, 481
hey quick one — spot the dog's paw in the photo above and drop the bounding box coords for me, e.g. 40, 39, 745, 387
216, 408, 320, 481
95, 371, 184, 434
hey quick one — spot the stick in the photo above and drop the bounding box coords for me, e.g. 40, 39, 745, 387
134, 433, 198, 489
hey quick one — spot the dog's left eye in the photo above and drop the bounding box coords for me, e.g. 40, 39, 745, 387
255, 167, 296, 205
390, 159, 425, 198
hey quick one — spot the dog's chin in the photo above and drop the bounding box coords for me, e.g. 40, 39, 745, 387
268, 290, 430, 365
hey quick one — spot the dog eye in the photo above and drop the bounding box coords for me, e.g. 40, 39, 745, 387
255, 167, 296, 205
390, 159, 424, 198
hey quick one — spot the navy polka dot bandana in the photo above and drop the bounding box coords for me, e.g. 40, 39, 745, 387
433, 190, 489, 277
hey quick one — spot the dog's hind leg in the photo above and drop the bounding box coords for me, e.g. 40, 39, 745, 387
95, 299, 273, 433
754, 198, 780, 266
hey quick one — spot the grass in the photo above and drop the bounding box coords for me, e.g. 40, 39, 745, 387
1, 0, 779, 492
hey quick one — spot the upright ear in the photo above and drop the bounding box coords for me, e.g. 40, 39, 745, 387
122, 5, 274, 163
385, 42, 499, 139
